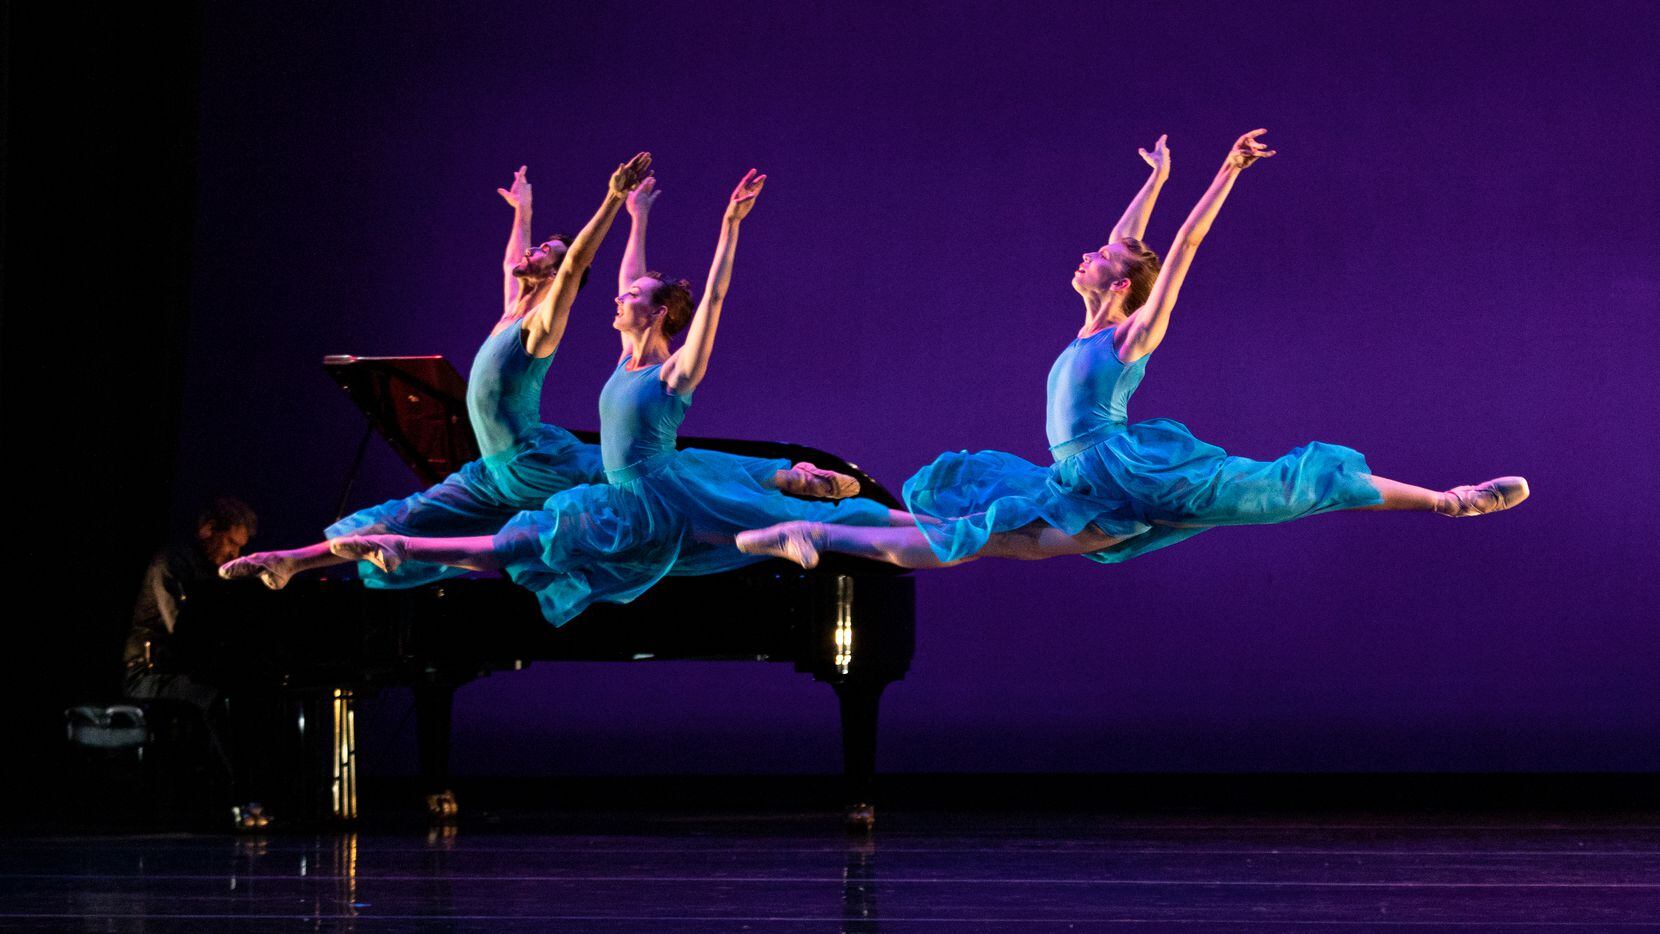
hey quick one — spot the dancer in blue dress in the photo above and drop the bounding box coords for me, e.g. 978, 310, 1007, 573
328, 169, 899, 625
737, 131, 1529, 569
219, 155, 650, 590
608, 172, 870, 501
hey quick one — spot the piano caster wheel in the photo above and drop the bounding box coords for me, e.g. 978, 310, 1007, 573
232, 802, 273, 834
844, 802, 876, 831
425, 789, 460, 824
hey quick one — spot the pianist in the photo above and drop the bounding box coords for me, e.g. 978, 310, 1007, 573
124, 496, 256, 698
122, 496, 266, 825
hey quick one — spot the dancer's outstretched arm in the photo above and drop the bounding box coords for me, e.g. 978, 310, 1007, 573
1116, 130, 1274, 363
618, 175, 660, 293
497, 165, 534, 315
523, 152, 652, 357
661, 169, 766, 395
1108, 135, 1170, 243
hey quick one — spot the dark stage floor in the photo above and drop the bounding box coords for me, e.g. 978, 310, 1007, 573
4, 806, 1659, 931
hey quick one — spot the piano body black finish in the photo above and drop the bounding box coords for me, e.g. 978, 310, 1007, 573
180, 355, 916, 826
186, 562, 912, 825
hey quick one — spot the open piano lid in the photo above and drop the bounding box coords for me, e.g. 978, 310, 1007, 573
323, 355, 479, 486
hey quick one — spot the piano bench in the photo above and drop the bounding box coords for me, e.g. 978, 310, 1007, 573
64, 699, 232, 825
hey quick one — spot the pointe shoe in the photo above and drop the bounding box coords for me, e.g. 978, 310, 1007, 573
1440, 476, 1530, 517
329, 535, 406, 573
219, 555, 292, 591
735, 521, 823, 569
774, 462, 861, 500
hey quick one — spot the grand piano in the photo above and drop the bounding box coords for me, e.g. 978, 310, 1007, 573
179, 355, 915, 827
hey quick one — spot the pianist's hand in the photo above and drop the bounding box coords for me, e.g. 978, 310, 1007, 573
724, 169, 766, 223
627, 175, 660, 217
497, 165, 531, 212
610, 152, 653, 198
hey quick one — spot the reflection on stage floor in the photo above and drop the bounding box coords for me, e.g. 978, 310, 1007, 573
4, 806, 1659, 931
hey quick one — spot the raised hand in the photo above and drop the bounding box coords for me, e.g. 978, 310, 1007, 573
497, 165, 531, 211
1139, 134, 1171, 179
626, 175, 660, 217
610, 152, 653, 196
724, 169, 766, 222
1225, 129, 1275, 171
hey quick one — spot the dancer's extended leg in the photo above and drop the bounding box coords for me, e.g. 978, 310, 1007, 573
1149, 473, 1527, 525
692, 504, 913, 552
1358, 474, 1529, 516
329, 535, 505, 575
219, 543, 348, 590
980, 521, 1122, 559
736, 519, 1120, 569
738, 522, 950, 569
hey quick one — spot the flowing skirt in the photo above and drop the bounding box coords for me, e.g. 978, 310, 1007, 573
903, 417, 1382, 564
494, 448, 894, 626
325, 424, 605, 587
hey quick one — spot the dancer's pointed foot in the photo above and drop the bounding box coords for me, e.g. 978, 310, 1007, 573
329, 535, 408, 573
773, 462, 860, 500
736, 521, 824, 569
1438, 476, 1530, 517
218, 554, 294, 591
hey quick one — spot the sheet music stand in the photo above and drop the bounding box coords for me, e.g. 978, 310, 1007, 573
322, 355, 481, 520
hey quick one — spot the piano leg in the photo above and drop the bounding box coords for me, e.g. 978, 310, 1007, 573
832, 679, 888, 831
414, 683, 459, 822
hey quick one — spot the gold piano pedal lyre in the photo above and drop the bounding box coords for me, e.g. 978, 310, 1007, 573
330, 689, 358, 820
834, 575, 854, 676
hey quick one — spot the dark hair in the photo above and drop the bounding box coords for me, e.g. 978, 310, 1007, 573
538, 233, 592, 291
645, 271, 695, 337
1112, 238, 1162, 312
197, 496, 258, 537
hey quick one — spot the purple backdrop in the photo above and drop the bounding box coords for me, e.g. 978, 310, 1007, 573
180, 1, 1660, 774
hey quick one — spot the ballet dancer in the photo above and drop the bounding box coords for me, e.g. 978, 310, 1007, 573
220, 155, 650, 590
614, 173, 866, 500
329, 170, 900, 625
737, 131, 1528, 569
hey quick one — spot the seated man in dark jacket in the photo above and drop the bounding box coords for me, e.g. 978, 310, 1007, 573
123, 496, 262, 825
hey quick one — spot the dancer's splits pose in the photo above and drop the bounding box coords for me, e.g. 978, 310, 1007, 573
221, 155, 650, 590
329, 170, 900, 625
738, 131, 1529, 569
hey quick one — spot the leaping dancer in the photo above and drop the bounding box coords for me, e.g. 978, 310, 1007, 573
329, 170, 903, 625
737, 131, 1528, 569
221, 155, 648, 590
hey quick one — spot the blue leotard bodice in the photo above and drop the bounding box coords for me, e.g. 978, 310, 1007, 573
598, 357, 691, 474
1045, 326, 1148, 453
467, 321, 555, 459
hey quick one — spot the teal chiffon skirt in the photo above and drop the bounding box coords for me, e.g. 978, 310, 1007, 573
325, 424, 605, 588
494, 448, 894, 626
903, 417, 1383, 564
